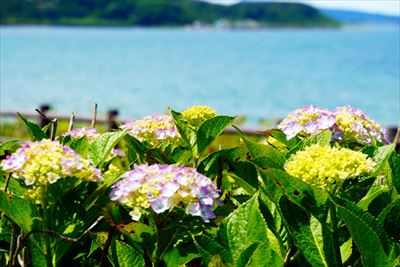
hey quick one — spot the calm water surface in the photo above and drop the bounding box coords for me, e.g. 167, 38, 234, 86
1, 26, 399, 126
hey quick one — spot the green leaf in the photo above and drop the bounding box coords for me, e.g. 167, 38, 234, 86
18, 113, 48, 141
358, 185, 390, 211
240, 135, 286, 169
146, 148, 173, 165
197, 116, 235, 156
197, 147, 246, 176
26, 237, 47, 267
243, 241, 284, 267
88, 131, 126, 167
0, 191, 39, 232
279, 197, 328, 267
163, 243, 199, 267
115, 240, 145, 267
372, 144, 395, 176
171, 109, 195, 147
380, 198, 400, 243
289, 130, 332, 155
260, 169, 328, 220
0, 174, 26, 196
258, 192, 281, 242
124, 134, 148, 156
193, 234, 227, 265
236, 243, 259, 267
0, 139, 19, 156
116, 222, 155, 243
229, 161, 259, 193
340, 238, 353, 264
309, 216, 326, 266
263, 128, 300, 149
123, 134, 149, 164
389, 152, 400, 192
331, 196, 391, 267
68, 136, 89, 156
218, 193, 283, 266
339, 177, 376, 204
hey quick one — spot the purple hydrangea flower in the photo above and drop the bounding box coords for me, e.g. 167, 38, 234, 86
110, 164, 220, 222
333, 106, 388, 144
0, 140, 102, 188
61, 127, 100, 142
278, 105, 335, 140
120, 115, 181, 144
278, 105, 388, 144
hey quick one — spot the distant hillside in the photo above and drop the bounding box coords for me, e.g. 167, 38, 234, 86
0, 0, 339, 27
321, 9, 400, 24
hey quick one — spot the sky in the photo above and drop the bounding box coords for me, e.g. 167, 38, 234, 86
205, 0, 400, 16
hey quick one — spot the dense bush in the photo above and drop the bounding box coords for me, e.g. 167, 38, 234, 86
0, 105, 399, 266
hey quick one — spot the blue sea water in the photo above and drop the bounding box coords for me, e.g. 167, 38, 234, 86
1, 26, 399, 126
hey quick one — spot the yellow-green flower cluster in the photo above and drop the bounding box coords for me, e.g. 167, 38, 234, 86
182, 105, 217, 127
120, 115, 181, 144
285, 144, 374, 188
0, 140, 102, 187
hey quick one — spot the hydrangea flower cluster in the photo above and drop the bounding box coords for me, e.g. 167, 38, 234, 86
1, 139, 102, 187
110, 164, 220, 222
278, 105, 388, 144
120, 115, 181, 144
62, 127, 100, 142
182, 105, 217, 127
333, 106, 388, 144
277, 105, 335, 140
285, 144, 374, 188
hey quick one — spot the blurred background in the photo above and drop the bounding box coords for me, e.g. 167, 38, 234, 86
0, 0, 399, 137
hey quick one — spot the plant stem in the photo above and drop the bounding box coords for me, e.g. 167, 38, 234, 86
9, 222, 20, 267
330, 202, 343, 267
40, 186, 53, 267
217, 156, 223, 190
150, 212, 173, 266
4, 173, 11, 193
283, 247, 295, 266
100, 227, 115, 267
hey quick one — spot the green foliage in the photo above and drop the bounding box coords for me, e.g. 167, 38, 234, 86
289, 130, 332, 155
332, 196, 392, 267
17, 113, 48, 141
371, 144, 395, 176
197, 116, 235, 156
260, 169, 328, 220
88, 131, 126, 167
163, 243, 199, 267
217, 193, 284, 266
0, 108, 398, 266
0, 0, 339, 27
0, 191, 40, 232
279, 197, 328, 267
0, 139, 19, 156
244, 137, 286, 169
389, 152, 400, 192
115, 240, 145, 267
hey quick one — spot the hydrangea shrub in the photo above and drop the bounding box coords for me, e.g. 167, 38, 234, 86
0, 104, 398, 267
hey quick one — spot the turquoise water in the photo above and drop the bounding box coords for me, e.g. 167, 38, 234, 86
1, 26, 399, 126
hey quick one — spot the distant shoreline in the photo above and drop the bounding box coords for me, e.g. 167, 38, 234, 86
1, 23, 398, 31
